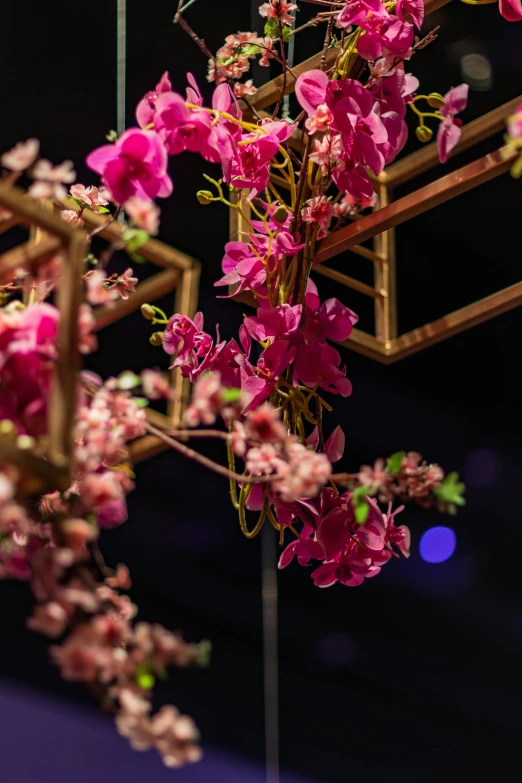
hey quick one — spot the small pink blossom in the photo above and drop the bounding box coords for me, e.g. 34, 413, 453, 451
246, 443, 279, 475
124, 197, 160, 235
309, 134, 343, 175
259, 0, 297, 26
301, 195, 333, 238
29, 159, 76, 200
305, 103, 334, 135
60, 209, 84, 228
86, 270, 118, 306
27, 602, 69, 638
244, 404, 288, 443
141, 370, 172, 400
111, 268, 138, 300
78, 303, 98, 355
234, 80, 257, 98
183, 371, 224, 427
1, 138, 40, 171
70, 184, 109, 212
80, 470, 123, 510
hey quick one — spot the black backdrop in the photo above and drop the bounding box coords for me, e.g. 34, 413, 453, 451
2, 2, 522, 781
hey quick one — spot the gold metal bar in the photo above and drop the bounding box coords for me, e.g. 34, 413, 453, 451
350, 244, 383, 264
171, 262, 201, 428
73, 206, 195, 272
382, 95, 522, 187
315, 145, 517, 264
313, 263, 385, 299
49, 231, 89, 468
93, 268, 180, 331
0, 185, 77, 241
0, 236, 63, 279
344, 328, 391, 362
229, 189, 252, 242
372, 185, 397, 345
387, 281, 522, 362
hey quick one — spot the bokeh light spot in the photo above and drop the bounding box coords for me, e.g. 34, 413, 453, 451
419, 526, 457, 564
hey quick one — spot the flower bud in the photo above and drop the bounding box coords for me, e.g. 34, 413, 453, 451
196, 190, 214, 205
415, 125, 433, 143
273, 205, 288, 224
427, 92, 445, 108
141, 303, 155, 321
150, 331, 164, 346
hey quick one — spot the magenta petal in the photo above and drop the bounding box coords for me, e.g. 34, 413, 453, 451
437, 120, 461, 164
279, 541, 299, 569
103, 158, 134, 204
311, 562, 338, 588
318, 298, 358, 341
295, 69, 329, 116
119, 129, 151, 160
324, 426, 345, 464
85, 144, 116, 174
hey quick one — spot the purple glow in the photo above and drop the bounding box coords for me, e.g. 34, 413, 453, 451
316, 633, 357, 667
419, 526, 457, 563
464, 448, 499, 487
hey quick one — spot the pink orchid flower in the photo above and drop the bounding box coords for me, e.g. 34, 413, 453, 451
244, 304, 303, 342
338, 0, 414, 61
437, 84, 469, 164
395, 0, 424, 28
242, 340, 296, 410
294, 341, 352, 397
306, 425, 346, 464
136, 71, 172, 128
153, 91, 222, 162
86, 128, 173, 205
214, 241, 267, 296
311, 548, 382, 588
499, 0, 522, 20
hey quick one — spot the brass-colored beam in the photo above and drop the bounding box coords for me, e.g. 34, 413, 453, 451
0, 184, 77, 241
382, 95, 522, 187
315, 145, 517, 264
93, 268, 180, 331
0, 235, 63, 279
71, 205, 195, 272
313, 263, 385, 299
387, 280, 522, 362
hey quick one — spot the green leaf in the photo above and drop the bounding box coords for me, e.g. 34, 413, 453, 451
264, 18, 279, 37
434, 472, 466, 509
281, 26, 292, 42
242, 43, 261, 56
355, 501, 369, 524
222, 387, 242, 403
511, 154, 522, 179
132, 397, 150, 408
135, 667, 155, 690
352, 484, 369, 524
123, 228, 149, 254
195, 639, 212, 668
106, 129, 118, 142
387, 450, 406, 476
69, 196, 84, 209
117, 370, 141, 391
97, 206, 110, 214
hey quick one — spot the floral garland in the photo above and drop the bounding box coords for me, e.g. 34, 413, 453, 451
1, 0, 519, 770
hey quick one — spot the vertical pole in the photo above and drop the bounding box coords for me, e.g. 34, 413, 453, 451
116, 0, 126, 138
251, 3, 280, 780
262, 523, 280, 783
373, 184, 397, 353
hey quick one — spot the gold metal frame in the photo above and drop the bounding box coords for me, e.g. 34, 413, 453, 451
0, 184, 87, 491
230, 0, 522, 363
0, 186, 200, 467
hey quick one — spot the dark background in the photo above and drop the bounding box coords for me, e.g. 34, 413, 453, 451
1, 2, 522, 781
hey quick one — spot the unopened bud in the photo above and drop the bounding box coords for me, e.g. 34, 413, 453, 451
141, 303, 155, 320
150, 331, 164, 346
427, 92, 445, 109
273, 205, 288, 224
196, 190, 213, 205
415, 125, 433, 143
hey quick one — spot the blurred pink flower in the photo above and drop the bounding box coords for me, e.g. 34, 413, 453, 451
1, 138, 40, 171
437, 84, 468, 164
29, 159, 76, 200
124, 196, 160, 235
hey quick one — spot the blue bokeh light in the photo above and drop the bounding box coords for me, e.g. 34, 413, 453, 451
419, 526, 457, 563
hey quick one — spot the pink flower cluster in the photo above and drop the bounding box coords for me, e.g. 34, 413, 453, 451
279, 489, 410, 587
357, 451, 446, 508
295, 66, 414, 201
